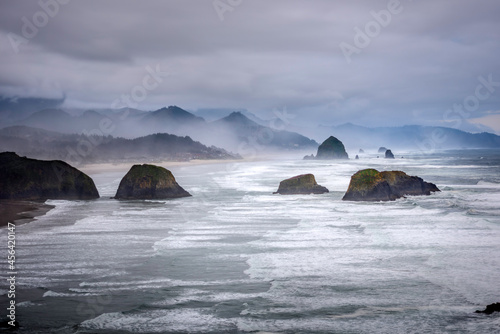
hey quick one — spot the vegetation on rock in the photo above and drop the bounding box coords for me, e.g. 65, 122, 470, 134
342, 168, 439, 201
274, 174, 329, 195
0, 152, 99, 200
114, 164, 191, 199
315, 136, 349, 159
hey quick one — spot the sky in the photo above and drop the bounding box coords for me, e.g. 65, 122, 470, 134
0, 0, 500, 133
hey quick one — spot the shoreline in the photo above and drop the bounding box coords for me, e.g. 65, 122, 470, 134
78, 157, 271, 174
0, 200, 55, 227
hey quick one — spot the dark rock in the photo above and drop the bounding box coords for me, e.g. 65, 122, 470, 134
0, 152, 99, 200
475, 303, 500, 314
114, 164, 191, 199
355, 155, 359, 160
378, 147, 388, 153
359, 149, 365, 153
0, 318, 19, 329
303, 154, 315, 160
315, 136, 348, 159
274, 174, 329, 195
342, 169, 440, 201
385, 149, 395, 159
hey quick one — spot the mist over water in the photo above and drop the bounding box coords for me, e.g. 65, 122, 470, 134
1, 149, 499, 333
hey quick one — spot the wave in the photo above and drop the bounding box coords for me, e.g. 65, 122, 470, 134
43, 290, 100, 297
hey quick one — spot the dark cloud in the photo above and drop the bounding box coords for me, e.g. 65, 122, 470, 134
0, 0, 499, 132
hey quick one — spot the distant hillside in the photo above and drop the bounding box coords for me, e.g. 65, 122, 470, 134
317, 123, 500, 151
0, 96, 65, 123
8, 105, 318, 153
195, 108, 268, 125
0, 126, 240, 164
212, 112, 318, 151
139, 105, 206, 136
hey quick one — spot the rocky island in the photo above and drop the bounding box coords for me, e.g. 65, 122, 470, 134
274, 174, 329, 195
0, 152, 99, 200
342, 169, 440, 201
114, 164, 191, 199
475, 303, 500, 314
304, 136, 349, 160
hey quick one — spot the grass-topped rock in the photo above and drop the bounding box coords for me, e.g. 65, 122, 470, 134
342, 169, 439, 201
315, 136, 349, 159
0, 152, 99, 200
274, 174, 329, 195
114, 164, 191, 199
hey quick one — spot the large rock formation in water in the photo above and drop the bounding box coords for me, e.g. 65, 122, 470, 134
475, 303, 500, 314
315, 136, 349, 159
274, 174, 329, 195
0, 152, 99, 200
114, 164, 191, 199
385, 149, 395, 159
342, 169, 440, 201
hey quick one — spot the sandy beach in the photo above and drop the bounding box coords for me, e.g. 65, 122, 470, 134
0, 200, 55, 227
78, 157, 257, 175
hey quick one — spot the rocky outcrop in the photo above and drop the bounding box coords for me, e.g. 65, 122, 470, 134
342, 169, 440, 201
315, 136, 348, 159
0, 152, 99, 200
114, 164, 191, 199
378, 147, 388, 153
475, 303, 500, 314
274, 174, 329, 195
303, 154, 315, 160
385, 149, 395, 159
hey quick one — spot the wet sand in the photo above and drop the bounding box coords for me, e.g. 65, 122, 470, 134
0, 200, 55, 227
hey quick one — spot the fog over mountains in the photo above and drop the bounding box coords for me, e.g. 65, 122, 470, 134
0, 102, 499, 165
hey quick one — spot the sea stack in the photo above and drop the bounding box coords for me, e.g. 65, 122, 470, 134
0, 152, 99, 200
114, 164, 191, 199
274, 174, 329, 195
315, 136, 349, 159
475, 303, 500, 314
385, 149, 395, 159
342, 169, 440, 201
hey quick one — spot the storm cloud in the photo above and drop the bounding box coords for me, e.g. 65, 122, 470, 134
0, 0, 499, 132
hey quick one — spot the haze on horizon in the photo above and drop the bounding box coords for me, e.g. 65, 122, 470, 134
0, 0, 500, 134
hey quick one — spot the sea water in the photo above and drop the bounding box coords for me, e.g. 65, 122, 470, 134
1, 149, 499, 333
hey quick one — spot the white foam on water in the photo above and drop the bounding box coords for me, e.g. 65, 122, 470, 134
17, 301, 38, 307
6, 154, 500, 333
43, 290, 100, 297
81, 309, 237, 333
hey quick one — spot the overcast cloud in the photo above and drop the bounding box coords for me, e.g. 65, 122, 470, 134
0, 0, 499, 132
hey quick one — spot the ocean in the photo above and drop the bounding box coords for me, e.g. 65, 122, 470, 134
1, 149, 500, 333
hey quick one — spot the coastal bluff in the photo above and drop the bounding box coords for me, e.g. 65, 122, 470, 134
0, 152, 99, 200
